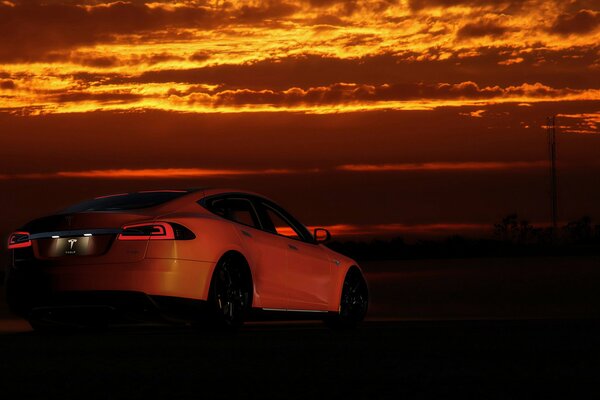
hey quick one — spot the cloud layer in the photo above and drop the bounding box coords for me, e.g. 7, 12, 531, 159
1, 0, 599, 115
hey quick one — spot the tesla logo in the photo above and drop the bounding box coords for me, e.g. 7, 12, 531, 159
68, 239, 78, 249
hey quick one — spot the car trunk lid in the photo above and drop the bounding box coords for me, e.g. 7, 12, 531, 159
24, 212, 153, 264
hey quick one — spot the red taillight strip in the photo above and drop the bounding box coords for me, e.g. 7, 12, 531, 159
118, 222, 175, 241
7, 231, 31, 249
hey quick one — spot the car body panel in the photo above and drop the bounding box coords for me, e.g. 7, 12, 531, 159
46, 259, 216, 300
231, 224, 289, 309
284, 238, 333, 310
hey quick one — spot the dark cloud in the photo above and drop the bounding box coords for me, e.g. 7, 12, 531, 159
173, 81, 581, 107
457, 20, 509, 38
70, 71, 122, 87
310, 14, 346, 26
408, 0, 528, 11
77, 55, 121, 68
0, 1, 318, 62
50, 91, 143, 104
0, 2, 217, 61
70, 52, 185, 68
0, 80, 16, 90
189, 52, 211, 62
236, 1, 299, 22
137, 52, 185, 65
550, 9, 600, 35
297, 0, 370, 15
306, 0, 350, 6
339, 33, 381, 48
94, 47, 600, 91
562, 1, 600, 14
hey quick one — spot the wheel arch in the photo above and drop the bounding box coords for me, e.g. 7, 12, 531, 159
207, 250, 254, 305
333, 264, 367, 311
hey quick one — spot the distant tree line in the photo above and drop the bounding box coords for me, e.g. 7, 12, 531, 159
326, 215, 600, 261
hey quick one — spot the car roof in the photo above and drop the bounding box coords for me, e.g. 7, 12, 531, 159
88, 188, 278, 214
199, 188, 273, 199
132, 188, 280, 213
94, 188, 266, 197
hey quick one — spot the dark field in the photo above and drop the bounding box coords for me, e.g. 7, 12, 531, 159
365, 256, 600, 320
1, 256, 599, 398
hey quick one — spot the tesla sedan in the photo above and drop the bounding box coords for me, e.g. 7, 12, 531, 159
5, 188, 368, 330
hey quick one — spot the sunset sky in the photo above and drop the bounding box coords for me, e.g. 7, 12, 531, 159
1, 0, 599, 239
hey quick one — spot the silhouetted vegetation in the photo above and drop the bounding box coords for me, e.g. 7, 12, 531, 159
327, 215, 600, 261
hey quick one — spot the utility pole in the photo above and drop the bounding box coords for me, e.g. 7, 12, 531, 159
547, 115, 558, 236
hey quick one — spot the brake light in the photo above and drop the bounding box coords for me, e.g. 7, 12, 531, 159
118, 222, 175, 240
8, 231, 31, 249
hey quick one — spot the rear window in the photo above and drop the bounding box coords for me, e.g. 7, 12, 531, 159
60, 191, 189, 213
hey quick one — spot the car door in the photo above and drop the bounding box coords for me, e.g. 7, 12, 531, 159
204, 196, 288, 309
256, 200, 333, 311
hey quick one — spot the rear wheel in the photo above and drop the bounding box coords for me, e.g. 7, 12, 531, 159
327, 269, 368, 329
206, 255, 252, 330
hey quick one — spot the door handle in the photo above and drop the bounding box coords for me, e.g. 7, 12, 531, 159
288, 244, 298, 251
241, 230, 252, 238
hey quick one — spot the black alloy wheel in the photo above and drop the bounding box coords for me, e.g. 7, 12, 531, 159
328, 269, 368, 329
209, 256, 251, 330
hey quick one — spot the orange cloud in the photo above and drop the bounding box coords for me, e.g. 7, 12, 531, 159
0, 161, 557, 181
3, 79, 598, 115
457, 19, 510, 39
0, 168, 317, 180
557, 112, 600, 134
337, 161, 549, 172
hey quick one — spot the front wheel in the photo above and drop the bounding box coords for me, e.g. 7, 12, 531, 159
206, 256, 252, 330
327, 269, 368, 329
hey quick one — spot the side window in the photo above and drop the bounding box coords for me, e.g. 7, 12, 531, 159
264, 207, 302, 240
206, 197, 260, 229
259, 202, 313, 242
209, 198, 227, 218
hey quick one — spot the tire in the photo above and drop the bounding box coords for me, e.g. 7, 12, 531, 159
327, 268, 368, 329
206, 255, 252, 330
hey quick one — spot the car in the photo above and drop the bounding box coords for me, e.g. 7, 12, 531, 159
5, 188, 368, 330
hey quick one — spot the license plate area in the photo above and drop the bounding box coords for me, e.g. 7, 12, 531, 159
37, 235, 114, 257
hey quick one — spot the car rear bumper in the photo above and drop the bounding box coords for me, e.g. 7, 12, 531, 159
26, 291, 209, 325
6, 258, 216, 318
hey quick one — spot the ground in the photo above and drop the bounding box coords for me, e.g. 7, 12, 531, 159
1, 256, 599, 398
1, 320, 599, 399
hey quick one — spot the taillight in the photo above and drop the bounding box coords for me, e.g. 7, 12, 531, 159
118, 222, 175, 240
118, 222, 195, 240
8, 231, 31, 249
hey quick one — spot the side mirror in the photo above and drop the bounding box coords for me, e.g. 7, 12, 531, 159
313, 228, 331, 244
